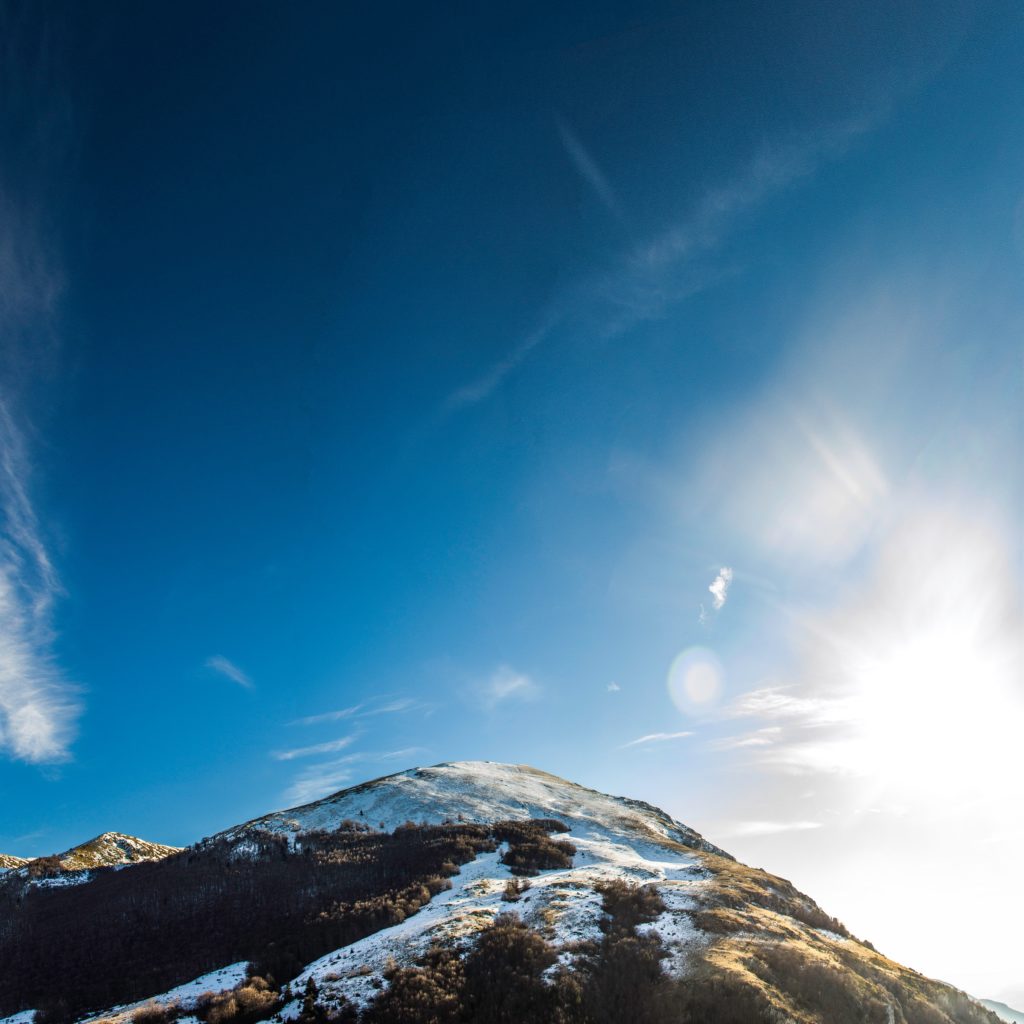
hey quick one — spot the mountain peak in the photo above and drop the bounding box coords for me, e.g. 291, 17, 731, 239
53, 831, 181, 871
221, 759, 728, 858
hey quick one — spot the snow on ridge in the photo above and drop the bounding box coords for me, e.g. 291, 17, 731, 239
56, 832, 182, 871
219, 761, 727, 858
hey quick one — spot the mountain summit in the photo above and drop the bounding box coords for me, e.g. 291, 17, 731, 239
0, 761, 1000, 1024
51, 832, 181, 872
220, 760, 726, 856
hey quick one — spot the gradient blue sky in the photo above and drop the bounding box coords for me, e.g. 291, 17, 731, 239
1, 0, 1021, 1003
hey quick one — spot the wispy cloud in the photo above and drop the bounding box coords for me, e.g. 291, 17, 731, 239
0, 398, 79, 764
632, 116, 874, 276
283, 755, 362, 805
479, 665, 540, 710
708, 566, 733, 610
289, 704, 363, 726
445, 114, 878, 410
288, 695, 430, 727
607, 681, 621, 693
364, 697, 421, 716
622, 730, 693, 748
558, 119, 624, 223
273, 735, 357, 761
205, 655, 253, 689
280, 746, 429, 805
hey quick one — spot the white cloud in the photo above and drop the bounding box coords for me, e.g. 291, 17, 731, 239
606, 681, 621, 692
708, 566, 733, 610
273, 735, 357, 762
205, 655, 253, 689
479, 665, 539, 710
622, 730, 694, 748
0, 400, 79, 763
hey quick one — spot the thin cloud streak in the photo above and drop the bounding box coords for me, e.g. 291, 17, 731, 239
445, 318, 556, 409
289, 704, 364, 727
205, 655, 253, 689
288, 696, 430, 727
273, 735, 357, 762
622, 730, 694, 748
558, 119, 625, 224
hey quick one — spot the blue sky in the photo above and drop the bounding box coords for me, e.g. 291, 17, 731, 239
0, 0, 1021, 1003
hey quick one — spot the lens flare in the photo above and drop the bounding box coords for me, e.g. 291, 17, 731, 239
668, 647, 724, 712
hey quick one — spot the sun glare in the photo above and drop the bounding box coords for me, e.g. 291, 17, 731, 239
829, 511, 1022, 811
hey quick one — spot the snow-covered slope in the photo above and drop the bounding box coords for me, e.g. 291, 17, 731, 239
4, 832, 181, 884
218, 760, 727, 857
6, 761, 999, 1024
52, 831, 181, 871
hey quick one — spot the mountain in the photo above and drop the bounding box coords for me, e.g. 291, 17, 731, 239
49, 831, 181, 872
1, 831, 180, 882
219, 759, 726, 855
0, 761, 1002, 1024
982, 1001, 1024, 1024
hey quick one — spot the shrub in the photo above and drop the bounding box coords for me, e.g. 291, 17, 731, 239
132, 1002, 179, 1024
493, 821, 576, 877
502, 877, 531, 902
197, 977, 281, 1024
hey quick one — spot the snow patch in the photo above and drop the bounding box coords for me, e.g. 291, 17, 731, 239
77, 963, 249, 1023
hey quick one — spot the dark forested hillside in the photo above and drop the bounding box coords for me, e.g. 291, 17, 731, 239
0, 819, 567, 1021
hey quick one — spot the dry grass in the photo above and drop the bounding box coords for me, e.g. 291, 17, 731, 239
683, 850, 1000, 1024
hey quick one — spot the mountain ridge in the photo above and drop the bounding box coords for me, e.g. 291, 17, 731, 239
1, 831, 180, 877
0, 760, 1002, 1024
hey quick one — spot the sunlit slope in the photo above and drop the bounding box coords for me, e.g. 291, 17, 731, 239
51, 831, 181, 871
224, 762, 996, 1024
219, 760, 727, 856
0, 762, 1000, 1024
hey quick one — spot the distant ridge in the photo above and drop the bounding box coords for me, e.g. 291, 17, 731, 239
982, 1000, 1024, 1024
52, 831, 181, 871
3, 832, 180, 875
